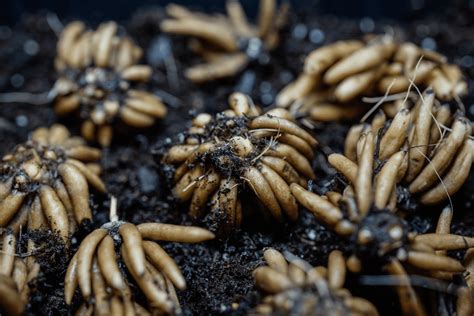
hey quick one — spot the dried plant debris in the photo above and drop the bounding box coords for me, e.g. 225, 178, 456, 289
160, 92, 317, 234
0, 231, 40, 316
52, 21, 167, 146
64, 220, 214, 315
277, 36, 468, 122
342, 89, 473, 207
0, 124, 106, 242
251, 248, 378, 315
160, 0, 288, 82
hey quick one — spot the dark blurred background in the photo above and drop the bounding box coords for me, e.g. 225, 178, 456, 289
1, 0, 473, 25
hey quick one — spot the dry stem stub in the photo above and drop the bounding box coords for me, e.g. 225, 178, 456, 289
160, 92, 317, 234
252, 248, 379, 316
64, 221, 214, 315
53, 21, 167, 147
0, 124, 106, 243
160, 0, 288, 82
277, 36, 468, 122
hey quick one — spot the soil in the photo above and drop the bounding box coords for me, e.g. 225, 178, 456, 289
0, 3, 473, 316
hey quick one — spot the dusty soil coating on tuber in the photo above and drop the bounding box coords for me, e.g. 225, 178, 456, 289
0, 4, 473, 315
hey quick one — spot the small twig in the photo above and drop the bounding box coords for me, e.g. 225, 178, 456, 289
0, 91, 53, 105
46, 12, 64, 36
159, 36, 180, 91
182, 180, 198, 193
359, 274, 459, 295
248, 128, 281, 133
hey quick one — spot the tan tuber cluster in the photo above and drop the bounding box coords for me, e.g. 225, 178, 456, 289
53, 21, 167, 146
291, 183, 474, 315
161, 0, 287, 82
252, 248, 379, 315
162, 92, 317, 234
0, 124, 106, 243
288, 98, 474, 316
64, 221, 214, 315
341, 89, 473, 206
277, 36, 468, 122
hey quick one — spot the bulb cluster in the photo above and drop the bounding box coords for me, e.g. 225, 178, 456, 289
161, 92, 317, 234
277, 37, 467, 122
252, 248, 379, 315
64, 221, 214, 315
0, 124, 105, 242
287, 90, 474, 314
53, 21, 167, 146
161, 0, 288, 82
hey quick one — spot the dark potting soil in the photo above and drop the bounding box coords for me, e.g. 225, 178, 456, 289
0, 3, 473, 315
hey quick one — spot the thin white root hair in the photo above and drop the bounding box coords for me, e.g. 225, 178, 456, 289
362, 92, 414, 103
414, 147, 453, 212
361, 78, 396, 123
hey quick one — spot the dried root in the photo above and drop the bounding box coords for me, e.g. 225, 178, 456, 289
160, 93, 317, 234
64, 220, 214, 315
161, 0, 288, 82
277, 36, 467, 122
53, 21, 167, 146
251, 248, 379, 315
343, 89, 473, 206
0, 125, 105, 243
